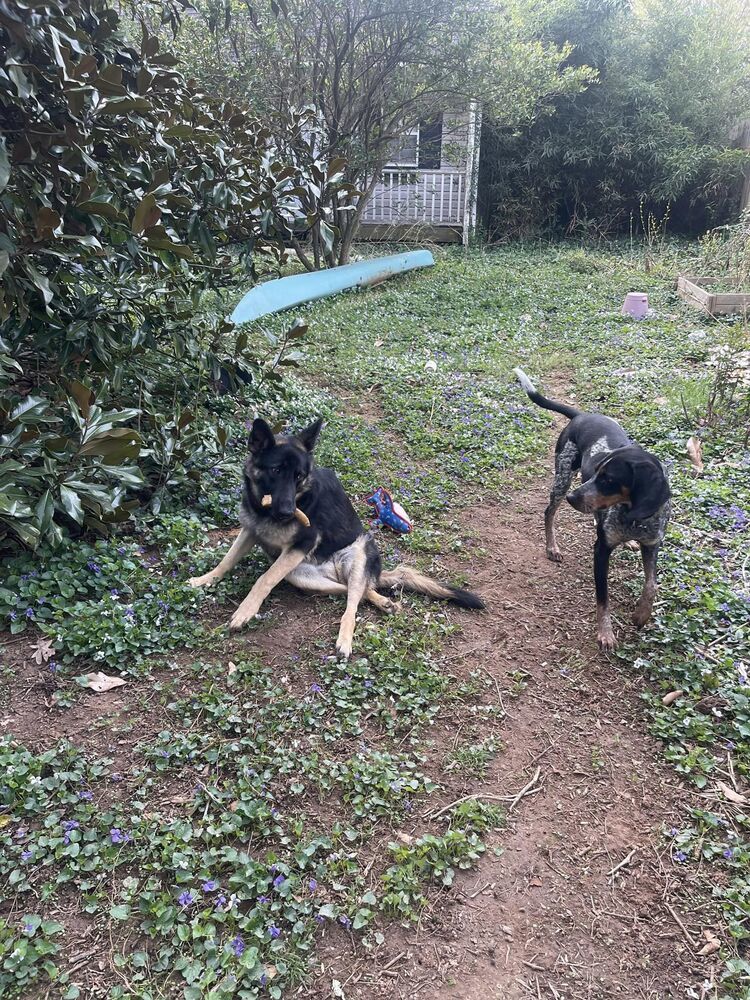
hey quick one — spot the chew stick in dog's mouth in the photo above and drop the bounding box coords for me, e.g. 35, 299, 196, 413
261, 494, 310, 528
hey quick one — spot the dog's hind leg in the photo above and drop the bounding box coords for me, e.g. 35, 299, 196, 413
286, 563, 347, 596
366, 589, 400, 614
335, 548, 369, 660
545, 440, 578, 563
230, 548, 307, 630
633, 543, 659, 627
189, 528, 255, 588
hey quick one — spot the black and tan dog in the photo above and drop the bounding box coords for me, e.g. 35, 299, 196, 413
189, 417, 484, 657
515, 369, 670, 650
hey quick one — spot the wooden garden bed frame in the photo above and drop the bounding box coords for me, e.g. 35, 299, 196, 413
676, 276, 750, 316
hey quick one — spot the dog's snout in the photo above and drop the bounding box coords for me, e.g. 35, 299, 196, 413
566, 491, 586, 512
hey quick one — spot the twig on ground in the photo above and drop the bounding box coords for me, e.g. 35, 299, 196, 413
380, 952, 405, 973
664, 901, 699, 950
426, 767, 542, 821
479, 664, 506, 714
470, 881, 492, 898
606, 848, 637, 879
509, 766, 542, 813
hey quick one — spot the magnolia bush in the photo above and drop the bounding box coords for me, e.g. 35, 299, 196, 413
0, 0, 343, 549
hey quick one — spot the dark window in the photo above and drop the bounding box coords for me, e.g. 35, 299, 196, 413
418, 117, 442, 170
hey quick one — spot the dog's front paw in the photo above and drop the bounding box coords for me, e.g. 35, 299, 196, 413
632, 602, 653, 628
597, 629, 617, 652
229, 604, 260, 630
382, 598, 401, 615
188, 573, 215, 588
335, 639, 352, 661
546, 547, 563, 564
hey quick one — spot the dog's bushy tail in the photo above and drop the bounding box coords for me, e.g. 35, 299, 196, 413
379, 566, 484, 610
514, 367, 580, 420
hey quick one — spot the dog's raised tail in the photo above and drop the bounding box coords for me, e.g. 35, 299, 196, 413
379, 566, 484, 610
514, 367, 580, 420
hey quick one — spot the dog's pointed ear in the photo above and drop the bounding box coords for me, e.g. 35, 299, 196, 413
248, 418, 275, 454
627, 460, 670, 522
297, 417, 323, 453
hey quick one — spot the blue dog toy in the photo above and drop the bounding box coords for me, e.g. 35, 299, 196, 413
365, 487, 413, 534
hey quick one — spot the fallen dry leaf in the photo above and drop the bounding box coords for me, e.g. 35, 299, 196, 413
717, 781, 748, 806
82, 671, 127, 693
31, 638, 55, 665
697, 929, 721, 956
263, 965, 278, 981
373, 338, 384, 348
395, 832, 413, 845
227, 661, 238, 677
687, 436, 704, 473
662, 689, 684, 706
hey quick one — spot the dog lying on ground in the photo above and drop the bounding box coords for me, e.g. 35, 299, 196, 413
515, 369, 670, 651
189, 417, 484, 658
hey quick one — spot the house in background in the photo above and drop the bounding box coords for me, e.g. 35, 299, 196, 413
359, 102, 481, 245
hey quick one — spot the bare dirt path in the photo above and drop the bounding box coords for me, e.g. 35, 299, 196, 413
304, 411, 717, 1000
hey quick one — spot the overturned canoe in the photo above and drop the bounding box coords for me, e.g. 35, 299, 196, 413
230, 249, 435, 325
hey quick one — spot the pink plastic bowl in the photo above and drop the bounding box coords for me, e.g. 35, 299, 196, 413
622, 292, 649, 319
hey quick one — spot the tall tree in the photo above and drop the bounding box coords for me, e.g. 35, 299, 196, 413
169, 0, 593, 265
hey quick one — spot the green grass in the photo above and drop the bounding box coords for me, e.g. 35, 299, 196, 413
2, 242, 749, 998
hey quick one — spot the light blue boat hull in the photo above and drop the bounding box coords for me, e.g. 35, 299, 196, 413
230, 250, 435, 325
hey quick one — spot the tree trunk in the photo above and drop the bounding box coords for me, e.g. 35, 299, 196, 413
337, 170, 382, 265
312, 226, 321, 270
291, 236, 315, 272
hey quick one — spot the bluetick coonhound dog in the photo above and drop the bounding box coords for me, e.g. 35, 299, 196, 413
515, 369, 670, 650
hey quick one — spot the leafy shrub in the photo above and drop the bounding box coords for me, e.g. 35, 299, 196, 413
0, 0, 342, 551
697, 210, 750, 290
481, 0, 750, 236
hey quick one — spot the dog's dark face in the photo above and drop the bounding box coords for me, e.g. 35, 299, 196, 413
567, 447, 670, 521
244, 417, 322, 522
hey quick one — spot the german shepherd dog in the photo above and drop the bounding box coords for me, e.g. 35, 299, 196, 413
189, 418, 484, 658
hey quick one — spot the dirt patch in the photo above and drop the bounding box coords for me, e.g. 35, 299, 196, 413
302, 417, 716, 999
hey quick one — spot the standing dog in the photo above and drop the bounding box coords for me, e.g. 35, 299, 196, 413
515, 369, 670, 650
189, 418, 484, 658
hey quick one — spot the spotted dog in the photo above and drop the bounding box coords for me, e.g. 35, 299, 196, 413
189, 418, 484, 658
515, 369, 670, 650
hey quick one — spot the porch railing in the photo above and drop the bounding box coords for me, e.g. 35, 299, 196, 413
361, 169, 466, 226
